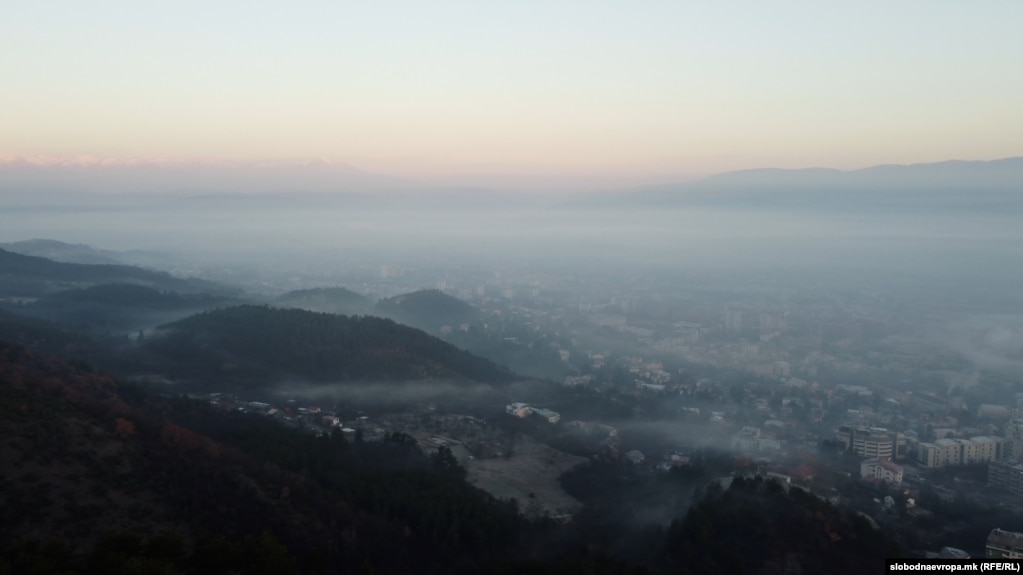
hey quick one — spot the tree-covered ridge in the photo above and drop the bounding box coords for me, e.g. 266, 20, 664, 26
0, 339, 641, 574
0, 340, 188, 551
145, 305, 513, 385
664, 476, 902, 574
39, 283, 227, 308
275, 286, 373, 315
376, 289, 479, 331
0, 338, 905, 574
0, 247, 234, 297
0, 308, 100, 361
9, 283, 239, 335
0, 340, 528, 574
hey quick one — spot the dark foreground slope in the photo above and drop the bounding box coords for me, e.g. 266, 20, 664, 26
137, 305, 512, 387
0, 340, 904, 574
0, 308, 101, 361
664, 477, 902, 574
0, 340, 531, 574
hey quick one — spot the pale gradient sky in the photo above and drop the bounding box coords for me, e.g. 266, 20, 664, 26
2, 1, 1022, 182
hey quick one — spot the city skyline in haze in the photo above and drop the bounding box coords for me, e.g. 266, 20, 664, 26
4, 1, 1022, 186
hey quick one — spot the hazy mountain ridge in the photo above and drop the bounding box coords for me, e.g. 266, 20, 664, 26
0, 156, 406, 196
16, 284, 242, 335
699, 157, 1023, 190
375, 289, 480, 331
580, 157, 1023, 212
275, 286, 374, 315
4, 156, 1019, 218
0, 157, 530, 210
0, 247, 237, 298
0, 239, 124, 265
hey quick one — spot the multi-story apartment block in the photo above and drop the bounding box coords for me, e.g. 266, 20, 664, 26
1004, 419, 1023, 459
918, 436, 1006, 468
988, 459, 1023, 498
835, 426, 907, 460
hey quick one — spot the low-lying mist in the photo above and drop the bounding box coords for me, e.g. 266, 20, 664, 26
273, 379, 506, 409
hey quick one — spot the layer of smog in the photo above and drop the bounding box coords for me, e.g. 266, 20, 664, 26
2, 143, 1021, 575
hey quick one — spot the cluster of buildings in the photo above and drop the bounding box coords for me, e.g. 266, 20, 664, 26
916, 436, 1004, 468
207, 394, 360, 437
505, 402, 561, 423
832, 421, 1023, 471
827, 421, 1023, 488
824, 415, 1023, 501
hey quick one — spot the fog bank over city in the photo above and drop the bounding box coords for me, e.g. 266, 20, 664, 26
4, 157, 1022, 380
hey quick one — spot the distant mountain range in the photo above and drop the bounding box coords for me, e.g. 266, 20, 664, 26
584, 157, 1023, 212
5, 155, 1018, 210
693, 157, 1023, 192
0, 156, 407, 197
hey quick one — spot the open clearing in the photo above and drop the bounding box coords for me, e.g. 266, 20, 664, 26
466, 436, 587, 517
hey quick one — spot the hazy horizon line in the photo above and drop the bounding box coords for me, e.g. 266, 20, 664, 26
3, 152, 1020, 174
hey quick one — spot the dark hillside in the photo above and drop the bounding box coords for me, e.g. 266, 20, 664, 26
664, 476, 902, 574
0, 308, 102, 362
18, 283, 240, 334
0, 340, 525, 574
139, 305, 512, 386
0, 339, 904, 573
40, 283, 224, 307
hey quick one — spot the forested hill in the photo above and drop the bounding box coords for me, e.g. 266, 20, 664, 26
140, 305, 513, 386
376, 289, 479, 332
275, 286, 373, 315
1, 339, 905, 573
17, 283, 240, 334
0, 340, 530, 574
39, 283, 227, 308
0, 308, 101, 362
0, 247, 235, 297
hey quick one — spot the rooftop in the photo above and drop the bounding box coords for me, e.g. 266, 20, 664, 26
989, 528, 1023, 548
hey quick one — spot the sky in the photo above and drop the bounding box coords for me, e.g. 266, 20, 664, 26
3, 1, 1022, 184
